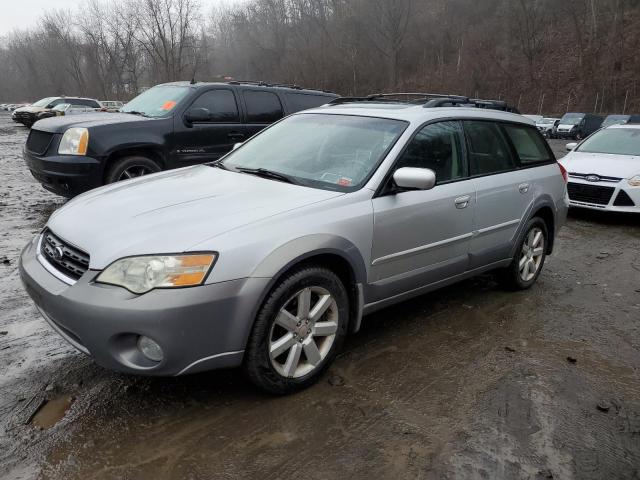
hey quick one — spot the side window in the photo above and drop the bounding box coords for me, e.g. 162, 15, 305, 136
244, 91, 284, 123
190, 89, 239, 122
463, 121, 516, 176
48, 99, 67, 108
395, 121, 466, 183
285, 93, 332, 112
502, 124, 553, 166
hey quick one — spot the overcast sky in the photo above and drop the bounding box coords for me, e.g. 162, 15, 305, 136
0, 0, 247, 35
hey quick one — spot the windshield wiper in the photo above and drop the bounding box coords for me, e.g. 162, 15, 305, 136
235, 167, 298, 185
209, 160, 230, 171
123, 110, 149, 117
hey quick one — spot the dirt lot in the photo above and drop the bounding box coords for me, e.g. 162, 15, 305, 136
0, 112, 639, 480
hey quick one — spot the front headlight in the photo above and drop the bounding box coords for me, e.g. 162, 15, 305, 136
96, 253, 217, 294
628, 175, 640, 187
58, 128, 89, 155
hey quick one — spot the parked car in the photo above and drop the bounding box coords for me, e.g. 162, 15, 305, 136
23, 81, 338, 197
100, 100, 124, 112
13, 97, 102, 128
19, 98, 568, 393
601, 114, 631, 128
535, 117, 560, 138
555, 113, 603, 140
36, 103, 101, 121
560, 124, 640, 212
523, 114, 544, 123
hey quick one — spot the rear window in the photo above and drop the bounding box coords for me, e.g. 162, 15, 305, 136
502, 124, 553, 165
285, 93, 333, 112
244, 91, 284, 123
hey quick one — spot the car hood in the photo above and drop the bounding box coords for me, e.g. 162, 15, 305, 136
14, 106, 46, 114
560, 151, 640, 179
47, 165, 344, 269
34, 112, 152, 133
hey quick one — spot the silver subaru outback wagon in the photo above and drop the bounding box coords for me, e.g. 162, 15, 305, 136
19, 101, 569, 394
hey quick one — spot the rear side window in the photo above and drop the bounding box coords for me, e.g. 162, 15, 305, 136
396, 121, 466, 183
463, 121, 516, 176
70, 99, 101, 108
285, 93, 332, 112
502, 124, 553, 166
190, 90, 240, 122
244, 91, 284, 123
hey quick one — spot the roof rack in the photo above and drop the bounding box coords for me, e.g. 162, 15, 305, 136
225, 80, 334, 94
328, 92, 520, 113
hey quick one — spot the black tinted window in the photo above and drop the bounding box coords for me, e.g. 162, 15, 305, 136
190, 90, 239, 122
464, 121, 516, 175
285, 93, 332, 112
503, 124, 553, 165
396, 121, 466, 183
69, 99, 100, 108
244, 91, 284, 123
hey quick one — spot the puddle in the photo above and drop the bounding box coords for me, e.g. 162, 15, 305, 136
30, 396, 74, 430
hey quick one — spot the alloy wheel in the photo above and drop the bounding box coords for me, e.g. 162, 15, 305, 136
519, 227, 545, 282
268, 286, 339, 379
118, 165, 153, 181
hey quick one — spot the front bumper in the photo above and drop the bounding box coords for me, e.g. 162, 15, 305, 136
567, 180, 640, 213
19, 236, 270, 376
23, 147, 103, 197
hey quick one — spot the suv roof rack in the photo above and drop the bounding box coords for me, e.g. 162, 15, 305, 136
328, 93, 520, 113
224, 80, 335, 94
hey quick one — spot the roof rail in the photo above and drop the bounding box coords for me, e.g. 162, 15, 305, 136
225, 80, 335, 94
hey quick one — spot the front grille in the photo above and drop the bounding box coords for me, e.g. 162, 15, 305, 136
568, 172, 622, 183
613, 190, 636, 207
567, 183, 615, 205
26, 130, 54, 155
40, 229, 90, 280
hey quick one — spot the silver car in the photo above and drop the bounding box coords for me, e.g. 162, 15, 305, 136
19, 103, 568, 393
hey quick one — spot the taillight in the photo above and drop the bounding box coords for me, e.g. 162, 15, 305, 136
558, 162, 568, 183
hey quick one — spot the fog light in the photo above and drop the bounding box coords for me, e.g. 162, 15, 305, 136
137, 336, 163, 362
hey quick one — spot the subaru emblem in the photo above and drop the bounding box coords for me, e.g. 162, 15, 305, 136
53, 247, 64, 260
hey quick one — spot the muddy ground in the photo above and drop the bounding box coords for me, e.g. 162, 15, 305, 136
0, 112, 639, 480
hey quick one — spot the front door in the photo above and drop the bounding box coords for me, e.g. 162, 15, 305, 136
173, 88, 249, 165
370, 121, 475, 302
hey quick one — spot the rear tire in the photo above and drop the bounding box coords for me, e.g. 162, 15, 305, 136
244, 266, 349, 394
498, 217, 548, 290
105, 155, 161, 184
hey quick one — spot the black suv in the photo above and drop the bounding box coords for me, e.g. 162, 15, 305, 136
23, 82, 338, 197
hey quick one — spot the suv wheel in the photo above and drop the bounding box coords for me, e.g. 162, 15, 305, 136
244, 266, 349, 394
498, 217, 548, 290
105, 155, 161, 184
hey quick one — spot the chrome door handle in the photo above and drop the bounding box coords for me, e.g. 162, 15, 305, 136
455, 195, 471, 209
519, 183, 530, 194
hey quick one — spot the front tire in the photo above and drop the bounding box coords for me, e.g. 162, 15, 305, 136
105, 155, 161, 184
244, 266, 349, 394
498, 217, 548, 290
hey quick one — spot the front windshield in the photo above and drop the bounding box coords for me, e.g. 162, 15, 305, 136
32, 97, 56, 107
120, 85, 191, 117
602, 115, 629, 128
221, 113, 408, 192
576, 128, 640, 156
560, 113, 585, 125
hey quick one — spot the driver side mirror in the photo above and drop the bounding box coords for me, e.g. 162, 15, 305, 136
393, 167, 436, 191
566, 142, 578, 151
185, 107, 210, 125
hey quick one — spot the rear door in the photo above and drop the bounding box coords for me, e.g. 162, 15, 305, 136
370, 121, 475, 299
240, 89, 286, 140
173, 88, 248, 165
465, 120, 536, 268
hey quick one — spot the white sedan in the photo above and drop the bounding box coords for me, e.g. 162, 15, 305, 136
560, 124, 640, 212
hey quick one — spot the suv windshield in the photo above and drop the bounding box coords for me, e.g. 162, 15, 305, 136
602, 115, 630, 128
121, 85, 191, 117
561, 113, 585, 125
221, 113, 408, 192
32, 97, 57, 108
576, 128, 640, 156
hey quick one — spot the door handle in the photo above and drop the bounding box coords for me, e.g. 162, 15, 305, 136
228, 132, 245, 140
454, 195, 471, 209
518, 183, 530, 194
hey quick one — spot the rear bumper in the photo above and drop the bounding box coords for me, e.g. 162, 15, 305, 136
23, 147, 103, 197
19, 235, 270, 376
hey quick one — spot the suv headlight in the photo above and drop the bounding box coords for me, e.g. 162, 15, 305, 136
628, 175, 640, 187
96, 253, 217, 294
58, 128, 89, 155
